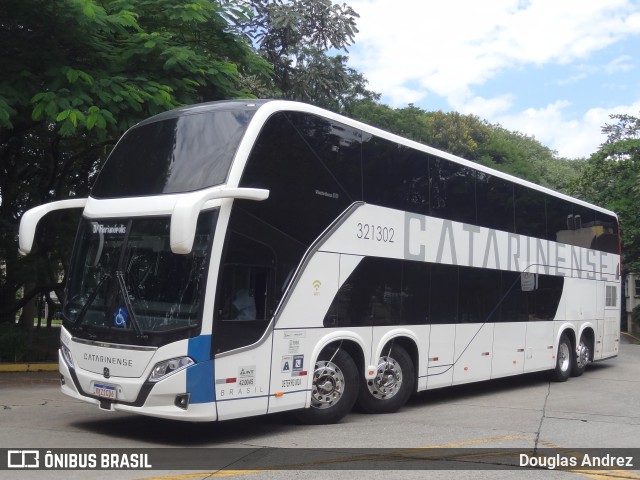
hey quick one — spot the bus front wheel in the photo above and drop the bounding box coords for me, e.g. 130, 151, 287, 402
551, 333, 572, 382
357, 344, 415, 414
295, 346, 358, 425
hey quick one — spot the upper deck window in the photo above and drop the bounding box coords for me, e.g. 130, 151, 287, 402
92, 109, 255, 198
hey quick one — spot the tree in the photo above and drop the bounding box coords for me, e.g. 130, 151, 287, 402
477, 126, 585, 192
234, 0, 379, 111
350, 101, 492, 157
570, 113, 640, 273
0, 0, 271, 324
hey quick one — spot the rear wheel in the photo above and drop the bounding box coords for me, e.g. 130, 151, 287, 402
295, 346, 358, 425
551, 333, 572, 382
571, 334, 591, 377
357, 344, 415, 414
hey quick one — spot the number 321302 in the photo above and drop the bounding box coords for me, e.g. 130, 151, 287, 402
356, 223, 395, 243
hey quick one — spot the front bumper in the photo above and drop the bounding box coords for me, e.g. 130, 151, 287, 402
59, 350, 217, 422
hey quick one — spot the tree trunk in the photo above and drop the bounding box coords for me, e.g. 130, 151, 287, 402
19, 282, 37, 349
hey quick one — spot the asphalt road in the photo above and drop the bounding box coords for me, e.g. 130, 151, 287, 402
1, 342, 640, 480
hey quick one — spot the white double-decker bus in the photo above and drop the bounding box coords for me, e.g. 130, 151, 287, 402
19, 100, 621, 424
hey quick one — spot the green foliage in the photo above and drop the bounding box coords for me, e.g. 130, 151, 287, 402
477, 126, 585, 191
570, 115, 640, 273
0, 0, 271, 323
0, 322, 60, 362
0, 0, 269, 138
350, 101, 490, 156
234, 0, 379, 111
0, 323, 28, 362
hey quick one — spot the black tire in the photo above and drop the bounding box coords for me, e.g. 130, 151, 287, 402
551, 333, 572, 382
295, 346, 358, 425
357, 344, 415, 414
571, 334, 591, 377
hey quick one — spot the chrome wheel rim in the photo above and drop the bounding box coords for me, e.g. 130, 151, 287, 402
310, 360, 345, 409
367, 356, 403, 399
576, 340, 590, 369
558, 342, 570, 372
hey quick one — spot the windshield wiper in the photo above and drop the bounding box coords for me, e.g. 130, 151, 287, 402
115, 270, 146, 338
70, 273, 111, 327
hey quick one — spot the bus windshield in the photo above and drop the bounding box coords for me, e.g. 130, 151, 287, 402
91, 108, 255, 198
63, 211, 216, 336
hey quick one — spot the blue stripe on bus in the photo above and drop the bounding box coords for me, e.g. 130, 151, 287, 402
187, 335, 215, 403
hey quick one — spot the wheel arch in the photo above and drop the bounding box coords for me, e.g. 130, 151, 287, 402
311, 332, 367, 379
557, 324, 577, 351
578, 325, 596, 362
376, 331, 420, 391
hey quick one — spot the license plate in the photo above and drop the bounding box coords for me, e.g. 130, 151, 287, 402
94, 383, 117, 400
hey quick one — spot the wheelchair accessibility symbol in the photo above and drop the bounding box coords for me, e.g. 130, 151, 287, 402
114, 307, 128, 328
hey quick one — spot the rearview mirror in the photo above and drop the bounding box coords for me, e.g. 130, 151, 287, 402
170, 187, 269, 254
19, 198, 88, 255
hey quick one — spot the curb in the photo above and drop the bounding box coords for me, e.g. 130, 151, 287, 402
0, 363, 58, 373
622, 331, 640, 344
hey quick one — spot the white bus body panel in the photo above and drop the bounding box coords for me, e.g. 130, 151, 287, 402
565, 278, 598, 322
214, 338, 273, 421
603, 317, 620, 358
523, 322, 555, 372
274, 252, 343, 331
492, 322, 526, 378
265, 252, 369, 414
426, 324, 455, 389
453, 323, 494, 385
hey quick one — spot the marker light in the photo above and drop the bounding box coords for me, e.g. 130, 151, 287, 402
148, 357, 195, 383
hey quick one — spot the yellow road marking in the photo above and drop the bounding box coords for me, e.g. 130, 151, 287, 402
138, 435, 640, 480
536, 440, 640, 480
138, 472, 266, 480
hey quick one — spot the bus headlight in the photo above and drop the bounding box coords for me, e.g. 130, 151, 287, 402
61, 344, 74, 369
148, 357, 195, 383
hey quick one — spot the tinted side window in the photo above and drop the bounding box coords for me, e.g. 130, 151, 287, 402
323, 259, 565, 327
500, 271, 530, 322
362, 136, 430, 214
593, 212, 620, 254
458, 266, 502, 323
571, 204, 596, 231
325, 257, 402, 326
545, 196, 574, 243
558, 204, 597, 249
526, 274, 564, 320
429, 158, 476, 225
514, 185, 547, 238
286, 112, 363, 201
212, 231, 275, 354
212, 207, 305, 354
429, 263, 459, 324
240, 112, 356, 246
216, 232, 275, 321
476, 173, 514, 232
401, 261, 430, 325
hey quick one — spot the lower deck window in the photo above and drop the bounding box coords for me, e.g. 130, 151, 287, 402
324, 258, 564, 327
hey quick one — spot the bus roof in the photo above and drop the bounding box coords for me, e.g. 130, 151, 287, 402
135, 99, 617, 219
